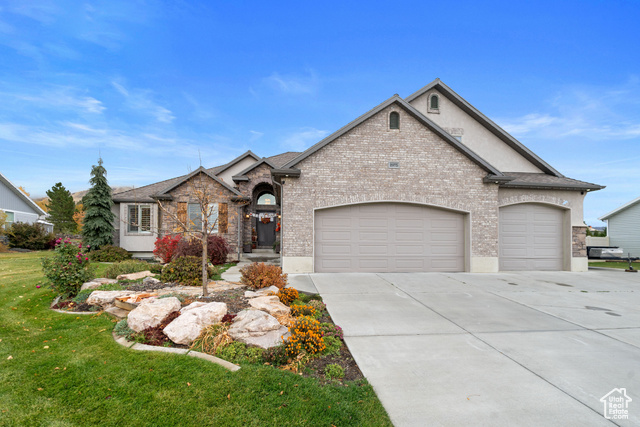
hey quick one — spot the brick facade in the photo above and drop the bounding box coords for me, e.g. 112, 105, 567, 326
282, 105, 499, 259
158, 174, 240, 260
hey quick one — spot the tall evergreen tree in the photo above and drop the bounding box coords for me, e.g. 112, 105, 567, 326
45, 182, 76, 233
82, 158, 115, 250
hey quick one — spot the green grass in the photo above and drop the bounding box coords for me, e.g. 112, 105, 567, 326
211, 262, 236, 281
589, 261, 640, 270
0, 252, 391, 426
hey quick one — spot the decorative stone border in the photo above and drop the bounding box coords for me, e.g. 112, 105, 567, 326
111, 332, 241, 372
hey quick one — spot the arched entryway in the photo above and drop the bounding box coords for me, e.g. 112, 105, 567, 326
251, 183, 278, 249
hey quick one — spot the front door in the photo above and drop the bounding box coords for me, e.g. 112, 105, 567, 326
257, 217, 276, 247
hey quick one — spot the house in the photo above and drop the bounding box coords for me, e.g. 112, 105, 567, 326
113, 79, 603, 273
599, 196, 640, 257
0, 172, 53, 233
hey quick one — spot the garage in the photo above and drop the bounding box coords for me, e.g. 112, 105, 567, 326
499, 203, 564, 271
314, 202, 465, 273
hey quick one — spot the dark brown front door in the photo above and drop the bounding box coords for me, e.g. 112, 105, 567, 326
257, 218, 276, 247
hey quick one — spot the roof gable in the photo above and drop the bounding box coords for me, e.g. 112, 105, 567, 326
281, 95, 503, 176
213, 150, 261, 176
232, 158, 278, 181
0, 172, 46, 216
405, 79, 562, 177
599, 196, 640, 220
156, 166, 242, 198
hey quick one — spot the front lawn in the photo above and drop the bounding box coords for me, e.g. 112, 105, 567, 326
589, 261, 640, 270
0, 251, 391, 426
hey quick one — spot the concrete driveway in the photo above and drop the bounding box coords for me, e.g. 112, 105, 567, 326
294, 270, 640, 426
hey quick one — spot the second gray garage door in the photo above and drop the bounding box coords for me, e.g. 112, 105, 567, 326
499, 203, 564, 271
314, 202, 465, 273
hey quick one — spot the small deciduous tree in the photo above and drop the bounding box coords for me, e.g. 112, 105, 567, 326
82, 158, 115, 250
73, 203, 85, 233
46, 182, 77, 233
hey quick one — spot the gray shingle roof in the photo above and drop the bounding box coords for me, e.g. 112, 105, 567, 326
497, 172, 604, 191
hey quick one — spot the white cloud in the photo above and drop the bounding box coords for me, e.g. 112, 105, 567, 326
249, 130, 264, 142
281, 127, 329, 151
264, 70, 319, 95
111, 81, 175, 123
497, 80, 640, 141
12, 86, 105, 114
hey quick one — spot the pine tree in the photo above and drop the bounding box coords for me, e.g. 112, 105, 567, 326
82, 158, 115, 250
45, 182, 77, 233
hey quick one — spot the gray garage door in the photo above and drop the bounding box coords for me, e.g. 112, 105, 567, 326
314, 203, 465, 273
499, 203, 564, 271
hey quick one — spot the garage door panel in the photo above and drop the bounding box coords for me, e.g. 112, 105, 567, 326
500, 204, 564, 271
315, 203, 465, 273
318, 244, 352, 255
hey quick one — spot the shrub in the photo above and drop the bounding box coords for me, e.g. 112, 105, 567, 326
214, 342, 264, 364
308, 300, 327, 316
148, 263, 163, 274
320, 323, 343, 340
191, 324, 232, 355
0, 242, 8, 253
161, 256, 214, 286
153, 234, 182, 263
262, 344, 290, 366
7, 222, 55, 250
103, 260, 152, 279
277, 287, 299, 306
324, 364, 345, 380
240, 263, 287, 290
41, 239, 95, 297
88, 245, 132, 262
114, 319, 135, 339
174, 236, 231, 265
284, 315, 325, 357
321, 336, 342, 356
291, 304, 317, 318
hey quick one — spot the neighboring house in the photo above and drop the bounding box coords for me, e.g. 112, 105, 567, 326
599, 196, 640, 257
0, 172, 53, 233
113, 79, 603, 273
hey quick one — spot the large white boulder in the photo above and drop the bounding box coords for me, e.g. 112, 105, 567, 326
163, 302, 228, 345
248, 296, 290, 317
127, 297, 182, 332
117, 271, 155, 281
244, 286, 280, 298
86, 290, 134, 308
228, 309, 290, 349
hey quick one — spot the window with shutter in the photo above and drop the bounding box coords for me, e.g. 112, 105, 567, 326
177, 202, 187, 230
128, 205, 139, 233
188, 203, 201, 231
127, 204, 152, 233
218, 203, 228, 233
207, 203, 219, 233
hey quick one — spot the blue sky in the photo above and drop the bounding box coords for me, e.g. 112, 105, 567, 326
0, 0, 638, 226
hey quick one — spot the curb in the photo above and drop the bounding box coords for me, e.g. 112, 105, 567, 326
111, 332, 241, 372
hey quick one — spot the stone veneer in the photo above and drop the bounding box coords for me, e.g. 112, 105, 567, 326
236, 164, 280, 245
158, 174, 240, 260
281, 104, 499, 263
572, 226, 587, 257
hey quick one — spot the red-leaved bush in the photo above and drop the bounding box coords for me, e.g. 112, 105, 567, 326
173, 236, 231, 265
153, 234, 182, 263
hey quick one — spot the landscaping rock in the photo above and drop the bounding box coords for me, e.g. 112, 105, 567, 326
244, 286, 280, 298
117, 271, 155, 281
80, 278, 118, 291
87, 290, 134, 308
143, 276, 162, 287
248, 296, 291, 317
127, 297, 182, 332
179, 302, 208, 313
163, 302, 228, 345
228, 309, 289, 349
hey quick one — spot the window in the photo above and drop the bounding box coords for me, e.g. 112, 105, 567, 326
128, 205, 151, 233
187, 202, 218, 232
257, 193, 275, 205
428, 94, 439, 112
2, 211, 13, 230
389, 111, 400, 129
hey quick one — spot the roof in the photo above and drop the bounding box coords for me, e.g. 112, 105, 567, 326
0, 171, 46, 216
232, 158, 278, 181
213, 150, 260, 176
599, 196, 640, 220
265, 151, 302, 168
155, 166, 242, 199
405, 79, 563, 177
280, 95, 504, 176
487, 172, 604, 191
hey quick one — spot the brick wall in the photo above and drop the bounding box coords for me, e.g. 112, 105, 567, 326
282, 104, 499, 258
158, 173, 240, 259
